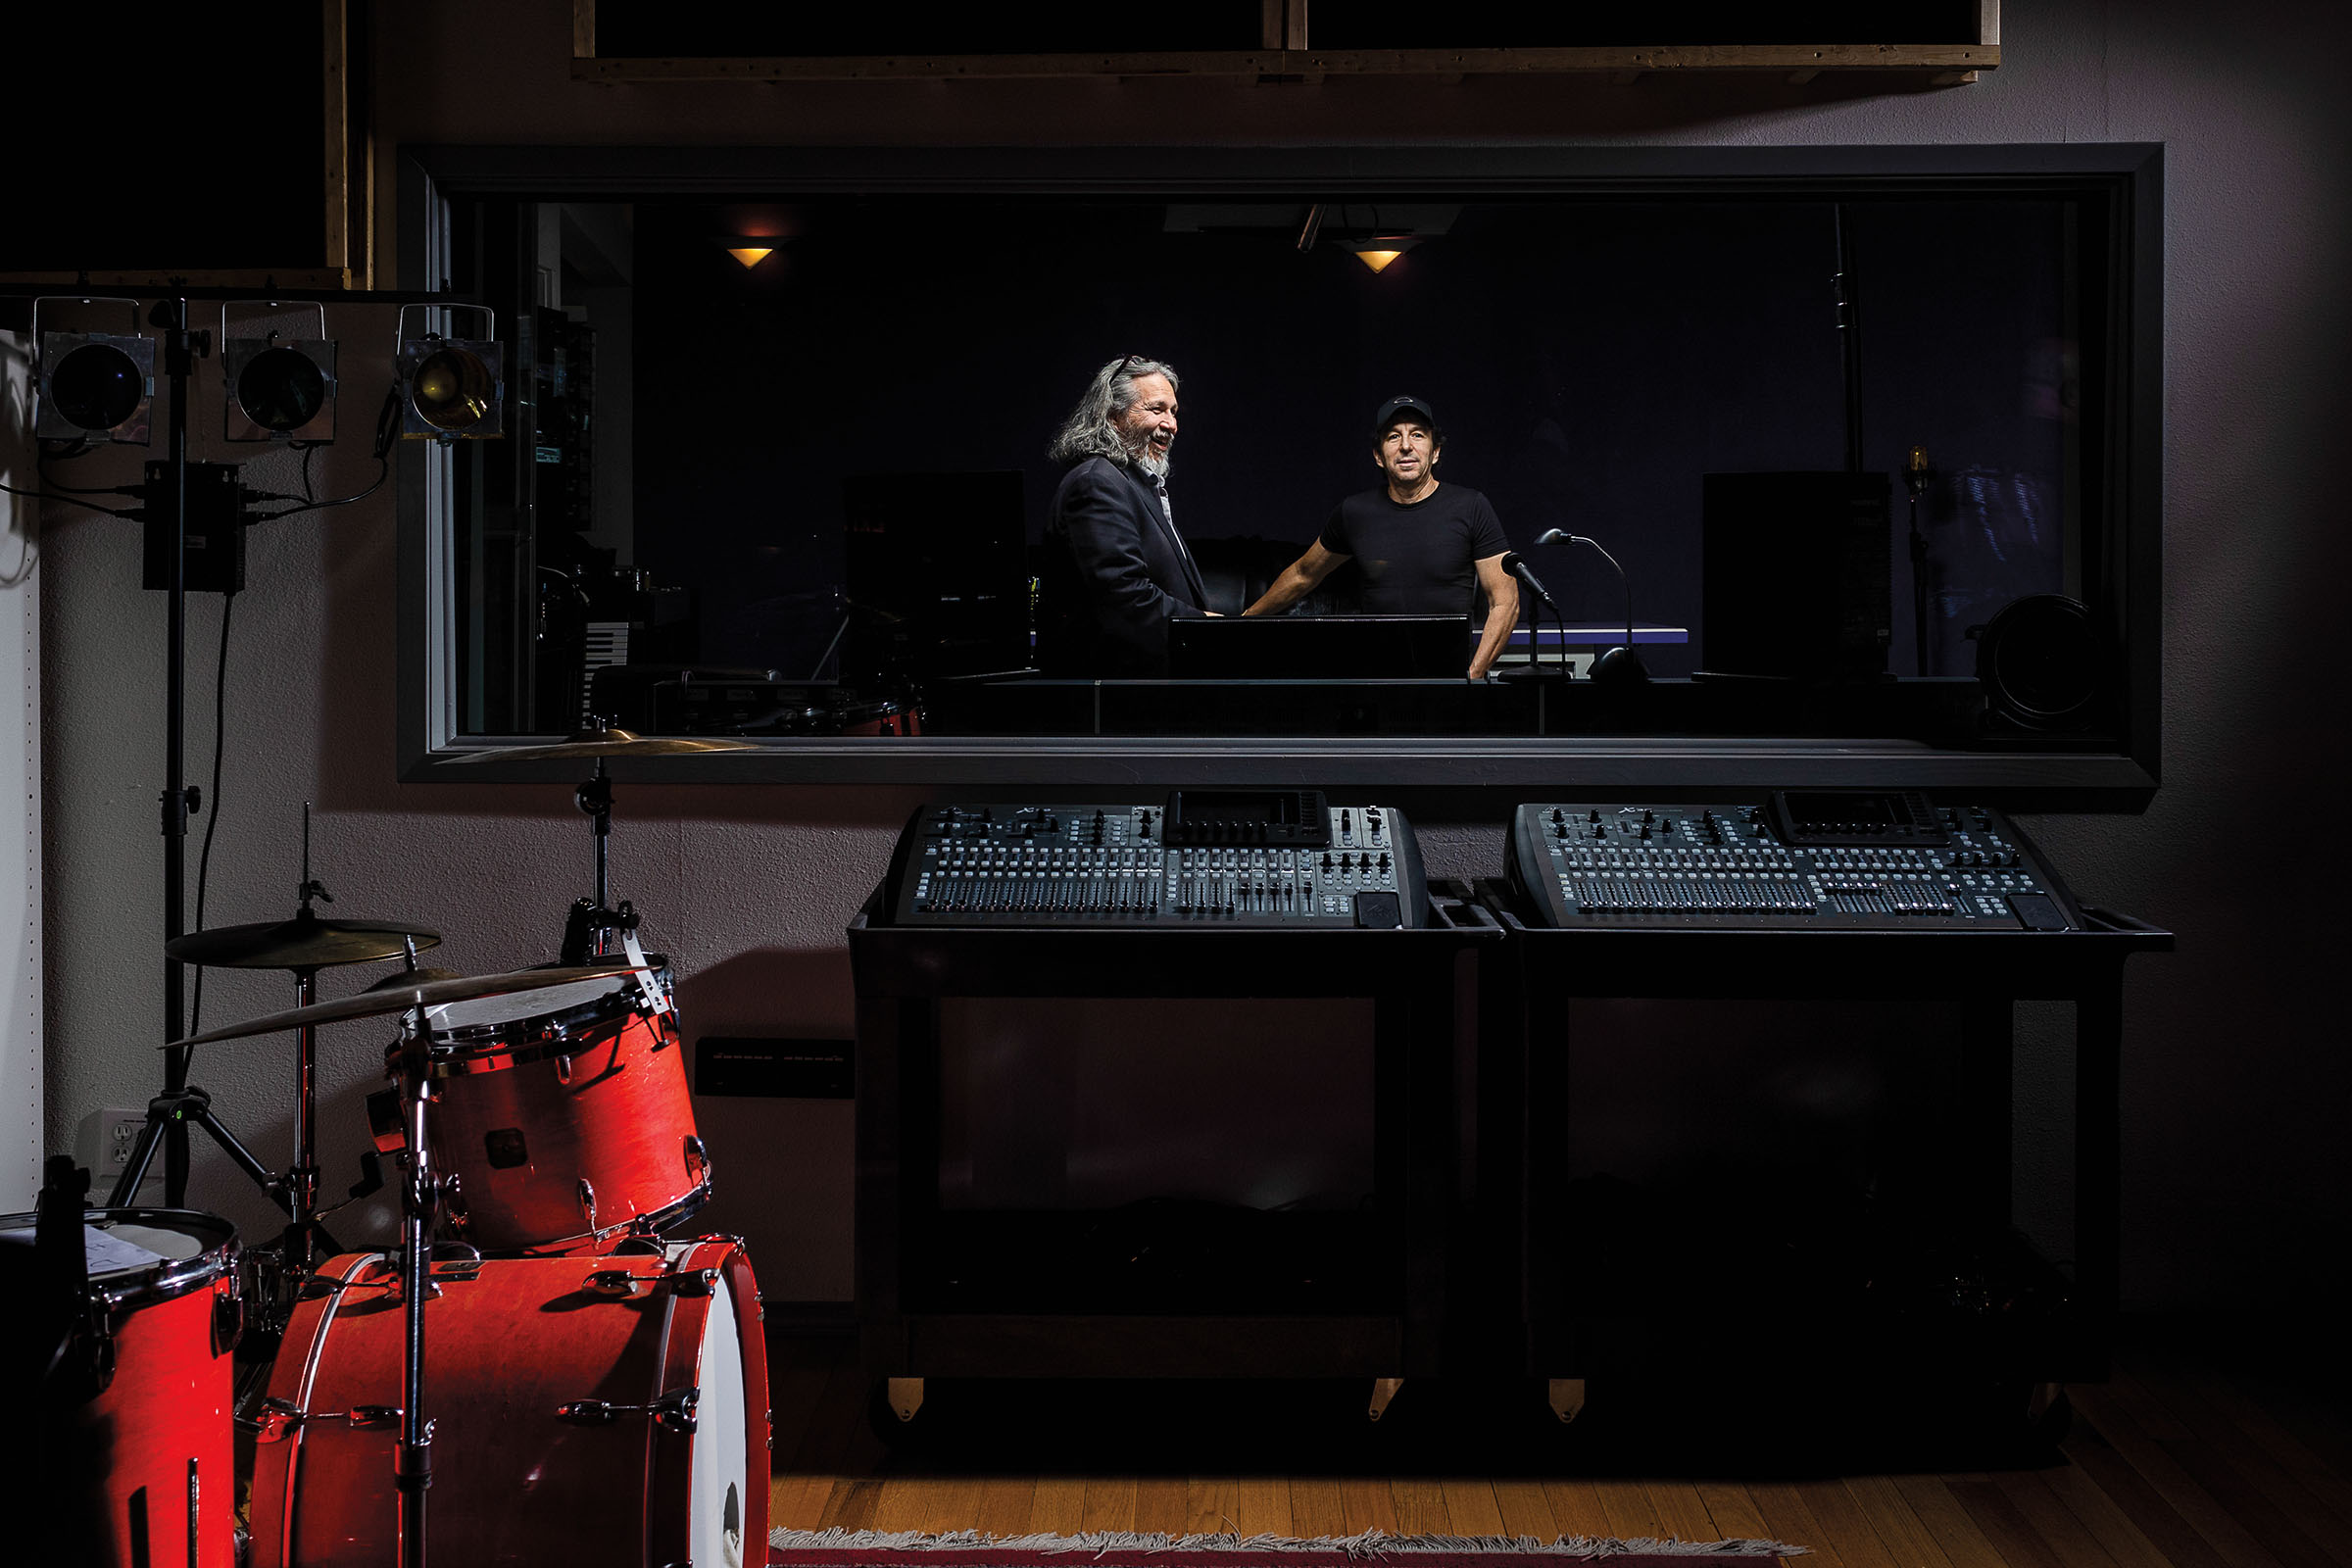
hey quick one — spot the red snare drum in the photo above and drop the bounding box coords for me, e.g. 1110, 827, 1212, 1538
10, 1207, 241, 1568
397, 968, 710, 1253
247, 1237, 769, 1568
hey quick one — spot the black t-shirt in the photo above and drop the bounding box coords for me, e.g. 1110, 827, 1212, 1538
1318, 484, 1509, 616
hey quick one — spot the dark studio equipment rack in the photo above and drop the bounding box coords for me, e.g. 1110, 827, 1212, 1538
1472, 858, 2170, 1426
848, 886, 1500, 1424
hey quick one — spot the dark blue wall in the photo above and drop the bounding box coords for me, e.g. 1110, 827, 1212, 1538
631, 196, 2070, 676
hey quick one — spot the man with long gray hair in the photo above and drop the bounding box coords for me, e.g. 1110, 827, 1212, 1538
1037, 355, 1212, 676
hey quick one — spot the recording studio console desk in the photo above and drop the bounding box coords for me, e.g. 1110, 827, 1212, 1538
849, 794, 1497, 1422
1482, 791, 2171, 1418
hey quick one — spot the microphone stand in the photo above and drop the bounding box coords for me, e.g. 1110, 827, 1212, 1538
1536, 531, 1649, 684
1904, 450, 1936, 675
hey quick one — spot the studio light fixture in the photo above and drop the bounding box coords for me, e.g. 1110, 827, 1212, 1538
1345, 235, 1421, 274
221, 301, 336, 443
32, 296, 154, 444
394, 304, 504, 441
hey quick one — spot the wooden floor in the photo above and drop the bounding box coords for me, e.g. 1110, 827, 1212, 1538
763, 1329, 2352, 1566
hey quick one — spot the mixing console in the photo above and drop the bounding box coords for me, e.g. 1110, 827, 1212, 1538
1507, 791, 2082, 931
887, 791, 1427, 928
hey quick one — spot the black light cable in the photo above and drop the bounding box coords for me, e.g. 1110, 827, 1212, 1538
240, 388, 400, 523
0, 477, 144, 520
184, 589, 235, 1037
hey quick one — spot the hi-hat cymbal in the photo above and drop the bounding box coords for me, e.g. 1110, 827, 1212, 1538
161, 962, 651, 1051
449, 724, 759, 763
166, 913, 443, 971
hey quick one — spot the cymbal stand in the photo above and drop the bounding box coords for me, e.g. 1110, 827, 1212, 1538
393, 1005, 440, 1568
575, 755, 615, 955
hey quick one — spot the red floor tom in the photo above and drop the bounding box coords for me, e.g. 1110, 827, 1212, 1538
14, 1206, 241, 1568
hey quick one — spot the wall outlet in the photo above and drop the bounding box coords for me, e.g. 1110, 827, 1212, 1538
81, 1106, 152, 1180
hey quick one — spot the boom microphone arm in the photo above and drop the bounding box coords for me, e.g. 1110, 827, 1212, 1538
1534, 528, 1649, 684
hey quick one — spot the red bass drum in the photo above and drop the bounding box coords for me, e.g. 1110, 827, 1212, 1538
14, 1207, 241, 1568
387, 968, 710, 1253
248, 1237, 769, 1568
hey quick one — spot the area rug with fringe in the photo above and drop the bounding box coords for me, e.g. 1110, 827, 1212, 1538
768, 1529, 1807, 1566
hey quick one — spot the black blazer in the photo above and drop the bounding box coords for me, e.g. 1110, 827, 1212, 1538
1038, 456, 1208, 677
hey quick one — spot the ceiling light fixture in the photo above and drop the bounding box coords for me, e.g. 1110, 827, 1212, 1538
1346, 235, 1421, 274
724, 245, 775, 269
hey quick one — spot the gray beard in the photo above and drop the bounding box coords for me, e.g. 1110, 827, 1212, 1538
1131, 445, 1171, 480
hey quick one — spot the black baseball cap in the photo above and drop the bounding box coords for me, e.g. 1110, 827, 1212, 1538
1373, 395, 1441, 437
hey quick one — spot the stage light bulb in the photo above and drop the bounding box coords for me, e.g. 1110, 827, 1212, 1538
726, 246, 774, 269
411, 347, 494, 430
237, 346, 328, 432
51, 341, 146, 431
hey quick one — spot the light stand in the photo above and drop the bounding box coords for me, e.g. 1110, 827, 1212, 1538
160, 297, 195, 1201
99, 296, 217, 1208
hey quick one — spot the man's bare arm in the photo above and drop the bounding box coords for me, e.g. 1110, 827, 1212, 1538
1244, 540, 1350, 616
1469, 553, 1520, 679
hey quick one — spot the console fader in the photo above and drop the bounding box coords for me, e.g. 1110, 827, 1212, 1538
1508, 790, 2084, 931
888, 791, 1427, 928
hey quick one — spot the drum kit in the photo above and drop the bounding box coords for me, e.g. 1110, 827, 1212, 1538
21, 725, 769, 1568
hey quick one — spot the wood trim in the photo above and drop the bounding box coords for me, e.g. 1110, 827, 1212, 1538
574, 0, 596, 59
1981, 1, 2001, 46
323, 0, 350, 277
1286, 0, 1309, 52
0, 270, 353, 290
571, 42, 1999, 83
1259, 0, 1282, 51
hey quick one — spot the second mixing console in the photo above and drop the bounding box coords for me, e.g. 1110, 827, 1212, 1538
1507, 791, 2083, 931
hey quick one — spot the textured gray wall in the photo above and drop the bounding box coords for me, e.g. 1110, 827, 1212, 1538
38, 0, 2352, 1310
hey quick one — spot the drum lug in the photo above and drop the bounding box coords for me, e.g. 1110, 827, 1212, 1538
583, 1268, 648, 1298
556, 1385, 699, 1433
213, 1283, 244, 1356
246, 1397, 403, 1440
683, 1133, 710, 1186
667, 1267, 718, 1298
576, 1178, 600, 1235
556, 1053, 576, 1085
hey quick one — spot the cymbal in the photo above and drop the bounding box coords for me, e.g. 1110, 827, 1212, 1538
166, 913, 443, 971
449, 724, 759, 763
162, 962, 651, 1051
363, 966, 466, 991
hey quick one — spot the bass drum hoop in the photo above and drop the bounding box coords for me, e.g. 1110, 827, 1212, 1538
649, 1236, 770, 1568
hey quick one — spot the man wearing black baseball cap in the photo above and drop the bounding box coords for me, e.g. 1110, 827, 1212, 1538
1244, 395, 1519, 679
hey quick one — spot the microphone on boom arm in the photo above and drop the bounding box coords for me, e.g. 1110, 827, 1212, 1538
1500, 551, 1572, 679
1534, 527, 1650, 684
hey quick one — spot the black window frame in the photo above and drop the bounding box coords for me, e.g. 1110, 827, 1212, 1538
397, 142, 2162, 811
